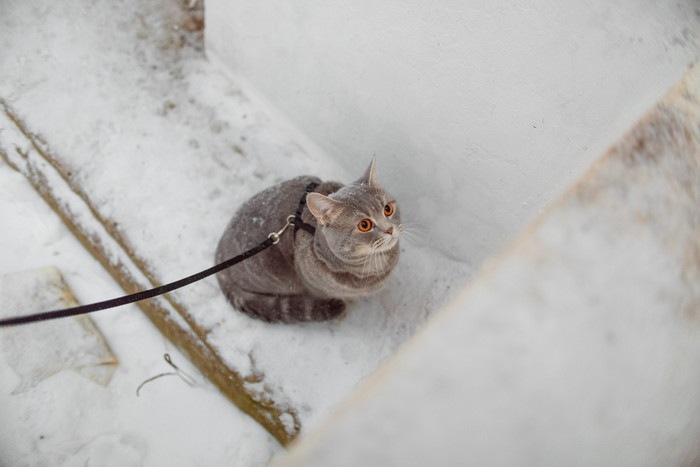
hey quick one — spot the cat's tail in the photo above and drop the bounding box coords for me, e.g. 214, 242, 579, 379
224, 288, 346, 323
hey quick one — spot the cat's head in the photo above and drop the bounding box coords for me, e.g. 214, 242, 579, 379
306, 158, 401, 265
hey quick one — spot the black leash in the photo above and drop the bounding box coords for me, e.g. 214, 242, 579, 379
0, 236, 276, 327
0, 183, 319, 328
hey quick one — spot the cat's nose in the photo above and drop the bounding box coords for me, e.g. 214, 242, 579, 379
385, 227, 393, 235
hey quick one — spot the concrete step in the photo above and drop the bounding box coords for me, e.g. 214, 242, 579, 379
0, 0, 470, 445
273, 62, 700, 467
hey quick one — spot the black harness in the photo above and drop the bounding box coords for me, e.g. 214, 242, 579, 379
293, 182, 319, 237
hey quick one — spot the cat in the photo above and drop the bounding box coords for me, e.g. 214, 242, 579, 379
215, 158, 401, 323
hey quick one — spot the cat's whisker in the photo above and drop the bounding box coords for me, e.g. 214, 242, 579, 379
370, 252, 379, 283
360, 251, 373, 288
364, 253, 374, 287
360, 247, 373, 282
367, 253, 376, 288
396, 221, 427, 246
400, 218, 429, 235
398, 230, 420, 245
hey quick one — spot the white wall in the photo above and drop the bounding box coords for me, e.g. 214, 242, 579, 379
205, 0, 699, 265
270, 63, 700, 467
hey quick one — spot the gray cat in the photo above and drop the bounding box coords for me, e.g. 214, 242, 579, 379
215, 158, 401, 323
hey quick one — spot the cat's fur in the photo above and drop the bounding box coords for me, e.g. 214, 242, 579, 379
215, 159, 401, 323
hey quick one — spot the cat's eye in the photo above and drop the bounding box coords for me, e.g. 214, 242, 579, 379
384, 203, 394, 217
358, 218, 373, 232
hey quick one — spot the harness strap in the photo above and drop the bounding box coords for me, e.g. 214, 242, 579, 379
293, 182, 319, 236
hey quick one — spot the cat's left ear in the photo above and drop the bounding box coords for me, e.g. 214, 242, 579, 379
306, 193, 344, 226
355, 156, 378, 187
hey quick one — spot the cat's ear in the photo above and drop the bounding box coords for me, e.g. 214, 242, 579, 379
306, 193, 344, 226
355, 156, 378, 187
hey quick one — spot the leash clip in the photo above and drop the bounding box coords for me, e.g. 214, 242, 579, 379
268, 215, 296, 244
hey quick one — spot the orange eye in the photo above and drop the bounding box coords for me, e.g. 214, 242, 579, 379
358, 218, 373, 232
384, 203, 394, 217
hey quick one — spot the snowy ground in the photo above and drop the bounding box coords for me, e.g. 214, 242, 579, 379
0, 161, 279, 466
272, 64, 700, 467
0, 0, 472, 464
0, 0, 472, 450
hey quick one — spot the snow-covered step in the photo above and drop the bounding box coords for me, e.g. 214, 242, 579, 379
0, 0, 469, 445
273, 63, 700, 466
0, 161, 281, 466
0, 267, 118, 394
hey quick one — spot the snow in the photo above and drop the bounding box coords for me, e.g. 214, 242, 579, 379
1, 0, 697, 463
0, 163, 280, 466
271, 65, 700, 466
1, 267, 118, 394
0, 0, 470, 461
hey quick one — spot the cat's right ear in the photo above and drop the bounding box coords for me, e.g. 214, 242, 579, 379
355, 156, 378, 187
306, 193, 343, 226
